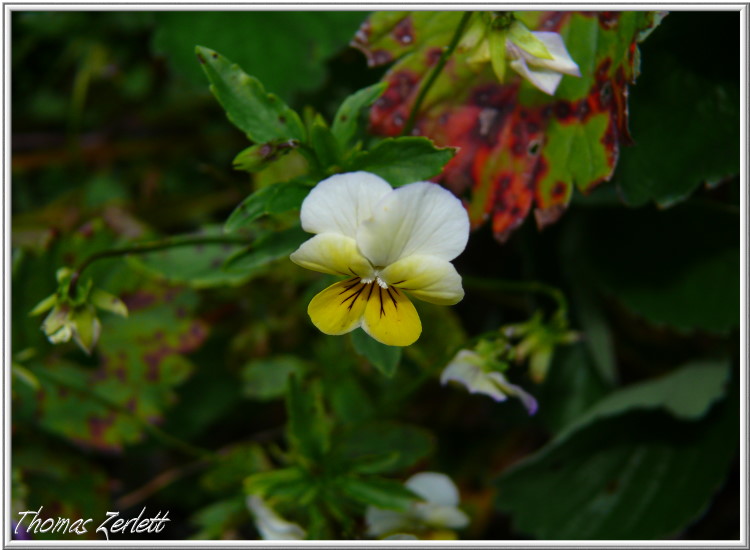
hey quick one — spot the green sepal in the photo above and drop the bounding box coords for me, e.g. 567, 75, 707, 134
489, 29, 508, 83
70, 305, 101, 355
90, 288, 129, 318
507, 20, 554, 60
29, 293, 57, 317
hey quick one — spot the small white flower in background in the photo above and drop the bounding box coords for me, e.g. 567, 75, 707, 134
441, 349, 538, 415
366, 472, 469, 538
290, 171, 470, 347
246, 496, 305, 541
504, 26, 581, 96
461, 14, 580, 96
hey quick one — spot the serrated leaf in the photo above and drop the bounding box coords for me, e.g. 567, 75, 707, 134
196, 45, 305, 143
351, 329, 402, 377
357, 11, 663, 241
616, 62, 739, 207
347, 137, 455, 187
224, 180, 311, 233
332, 82, 388, 152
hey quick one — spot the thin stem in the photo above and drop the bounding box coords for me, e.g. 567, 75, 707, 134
462, 276, 569, 319
68, 233, 252, 296
32, 367, 217, 461
402, 11, 473, 136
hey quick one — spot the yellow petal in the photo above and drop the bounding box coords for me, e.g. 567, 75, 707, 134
308, 278, 369, 336
380, 255, 464, 306
362, 285, 421, 347
291, 233, 374, 278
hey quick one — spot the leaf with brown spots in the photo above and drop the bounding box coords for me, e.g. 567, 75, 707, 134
355, 11, 664, 242
29, 286, 207, 452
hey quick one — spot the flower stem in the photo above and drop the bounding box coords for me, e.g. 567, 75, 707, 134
67, 233, 252, 296
462, 276, 569, 319
402, 11, 473, 136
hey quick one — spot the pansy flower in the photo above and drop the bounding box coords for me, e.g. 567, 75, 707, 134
366, 472, 469, 538
441, 349, 538, 415
290, 172, 469, 347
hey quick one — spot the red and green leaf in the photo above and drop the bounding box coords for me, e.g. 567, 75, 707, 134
354, 11, 664, 242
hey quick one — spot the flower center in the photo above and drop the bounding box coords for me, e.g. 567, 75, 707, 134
359, 272, 388, 289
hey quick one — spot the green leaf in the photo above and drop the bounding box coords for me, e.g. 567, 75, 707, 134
223, 225, 307, 274
347, 137, 456, 186
126, 226, 252, 288
338, 476, 418, 511
241, 356, 309, 401
576, 202, 739, 334
29, 287, 207, 451
190, 498, 248, 540
310, 119, 341, 169
331, 421, 434, 474
195, 45, 306, 143
286, 376, 330, 462
497, 394, 738, 539
331, 82, 388, 153
245, 467, 314, 501
154, 12, 366, 101
351, 329, 402, 377
201, 443, 270, 493
617, 61, 739, 207
554, 359, 731, 445
232, 139, 299, 173
224, 180, 311, 233
536, 344, 610, 435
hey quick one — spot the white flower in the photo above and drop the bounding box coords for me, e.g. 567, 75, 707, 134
246, 496, 306, 541
290, 171, 470, 347
441, 350, 538, 415
505, 31, 581, 96
366, 472, 469, 537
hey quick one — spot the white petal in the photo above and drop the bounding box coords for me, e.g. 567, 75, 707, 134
406, 472, 460, 507
300, 172, 393, 238
357, 182, 469, 266
510, 57, 563, 96
380, 255, 464, 305
365, 507, 409, 536
417, 504, 470, 529
290, 233, 374, 278
488, 372, 539, 415
525, 32, 581, 76
247, 496, 306, 541
441, 352, 509, 402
